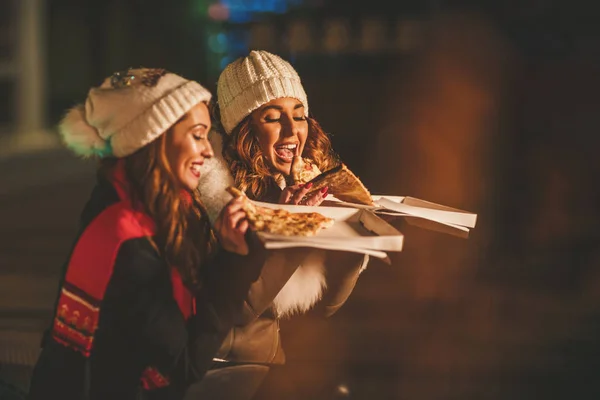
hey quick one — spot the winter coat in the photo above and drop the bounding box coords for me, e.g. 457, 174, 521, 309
212, 249, 369, 365
27, 161, 267, 400
197, 140, 370, 366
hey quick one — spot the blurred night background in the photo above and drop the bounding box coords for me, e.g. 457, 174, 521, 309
1, 0, 600, 398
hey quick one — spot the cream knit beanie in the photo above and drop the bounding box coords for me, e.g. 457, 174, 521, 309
59, 68, 212, 158
217, 50, 308, 134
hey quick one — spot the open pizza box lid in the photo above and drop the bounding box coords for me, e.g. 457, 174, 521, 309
325, 195, 477, 238
252, 200, 404, 259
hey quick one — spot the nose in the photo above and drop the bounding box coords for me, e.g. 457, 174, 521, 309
200, 139, 214, 159
281, 115, 300, 138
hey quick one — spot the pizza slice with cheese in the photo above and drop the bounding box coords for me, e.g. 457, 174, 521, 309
303, 163, 374, 206
226, 186, 334, 237
285, 156, 373, 205
286, 156, 322, 186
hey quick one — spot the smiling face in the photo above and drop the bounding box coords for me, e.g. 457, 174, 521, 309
165, 102, 214, 191
250, 97, 308, 176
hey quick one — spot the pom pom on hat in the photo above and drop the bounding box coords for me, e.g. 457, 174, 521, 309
59, 68, 212, 158
59, 104, 111, 157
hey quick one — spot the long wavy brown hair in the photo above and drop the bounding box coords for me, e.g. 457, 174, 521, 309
99, 133, 215, 292
220, 113, 340, 201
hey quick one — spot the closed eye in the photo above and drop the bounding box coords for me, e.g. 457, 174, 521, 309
264, 115, 305, 123
192, 129, 208, 140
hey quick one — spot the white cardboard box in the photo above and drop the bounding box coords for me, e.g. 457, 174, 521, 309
252, 200, 404, 259
325, 195, 477, 238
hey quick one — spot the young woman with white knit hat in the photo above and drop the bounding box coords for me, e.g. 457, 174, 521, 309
192, 50, 371, 399
26, 68, 274, 400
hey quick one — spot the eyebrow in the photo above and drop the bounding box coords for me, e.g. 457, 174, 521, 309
188, 123, 209, 130
261, 103, 304, 112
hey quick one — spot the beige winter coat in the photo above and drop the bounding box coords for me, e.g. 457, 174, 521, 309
197, 134, 370, 364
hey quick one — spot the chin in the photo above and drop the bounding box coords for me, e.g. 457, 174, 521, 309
266, 157, 289, 176
278, 161, 293, 174
181, 178, 198, 192
274, 164, 291, 176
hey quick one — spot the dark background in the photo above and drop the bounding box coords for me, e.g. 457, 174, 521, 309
1, 0, 600, 398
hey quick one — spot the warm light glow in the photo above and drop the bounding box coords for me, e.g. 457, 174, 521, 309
288, 20, 312, 53
323, 18, 351, 53
359, 17, 387, 53
208, 2, 230, 21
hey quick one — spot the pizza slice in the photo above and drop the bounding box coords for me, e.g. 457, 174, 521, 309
285, 157, 373, 205
286, 156, 322, 186
226, 186, 334, 236
304, 164, 374, 206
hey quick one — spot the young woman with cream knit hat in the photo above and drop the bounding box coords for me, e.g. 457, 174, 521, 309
190, 51, 370, 398
26, 68, 271, 400
217, 50, 338, 205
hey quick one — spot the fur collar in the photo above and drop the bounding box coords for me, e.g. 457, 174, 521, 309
273, 251, 326, 318
196, 132, 235, 224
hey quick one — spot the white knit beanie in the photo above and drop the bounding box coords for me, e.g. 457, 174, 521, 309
217, 50, 308, 134
59, 68, 212, 158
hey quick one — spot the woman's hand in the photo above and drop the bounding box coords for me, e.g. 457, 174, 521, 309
214, 197, 249, 255
278, 183, 329, 206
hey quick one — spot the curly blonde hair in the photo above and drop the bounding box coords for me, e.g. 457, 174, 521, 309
220, 114, 340, 201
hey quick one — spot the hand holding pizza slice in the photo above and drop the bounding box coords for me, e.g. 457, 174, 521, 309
286, 156, 322, 186
285, 156, 374, 206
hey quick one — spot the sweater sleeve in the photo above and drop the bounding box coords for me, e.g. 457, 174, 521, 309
316, 253, 370, 317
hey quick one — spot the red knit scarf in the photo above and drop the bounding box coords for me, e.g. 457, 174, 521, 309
51, 160, 194, 390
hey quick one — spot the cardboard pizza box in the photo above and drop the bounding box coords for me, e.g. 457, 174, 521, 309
252, 200, 404, 259
324, 195, 477, 238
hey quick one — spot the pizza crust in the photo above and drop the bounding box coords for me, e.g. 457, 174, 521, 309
304, 164, 374, 205
287, 156, 322, 186
286, 157, 373, 205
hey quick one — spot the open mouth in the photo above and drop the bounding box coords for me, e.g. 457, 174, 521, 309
274, 143, 298, 163
191, 163, 202, 178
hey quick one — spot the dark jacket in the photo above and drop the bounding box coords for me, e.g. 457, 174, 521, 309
27, 172, 266, 400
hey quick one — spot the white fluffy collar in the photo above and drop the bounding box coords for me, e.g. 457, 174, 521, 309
273, 251, 326, 318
